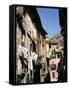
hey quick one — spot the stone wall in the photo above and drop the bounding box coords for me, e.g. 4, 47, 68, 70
16, 6, 48, 83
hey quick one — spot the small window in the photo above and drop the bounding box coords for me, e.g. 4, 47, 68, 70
50, 64, 56, 70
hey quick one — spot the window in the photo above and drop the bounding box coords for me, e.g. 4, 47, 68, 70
52, 72, 55, 79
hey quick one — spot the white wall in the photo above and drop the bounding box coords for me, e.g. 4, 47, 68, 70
0, 0, 69, 89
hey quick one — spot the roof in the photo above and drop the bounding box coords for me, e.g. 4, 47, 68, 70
50, 41, 58, 45
24, 6, 48, 36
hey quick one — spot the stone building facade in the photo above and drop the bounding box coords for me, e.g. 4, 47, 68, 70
46, 41, 64, 82
16, 6, 48, 83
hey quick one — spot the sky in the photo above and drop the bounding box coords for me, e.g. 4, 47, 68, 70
36, 7, 61, 38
